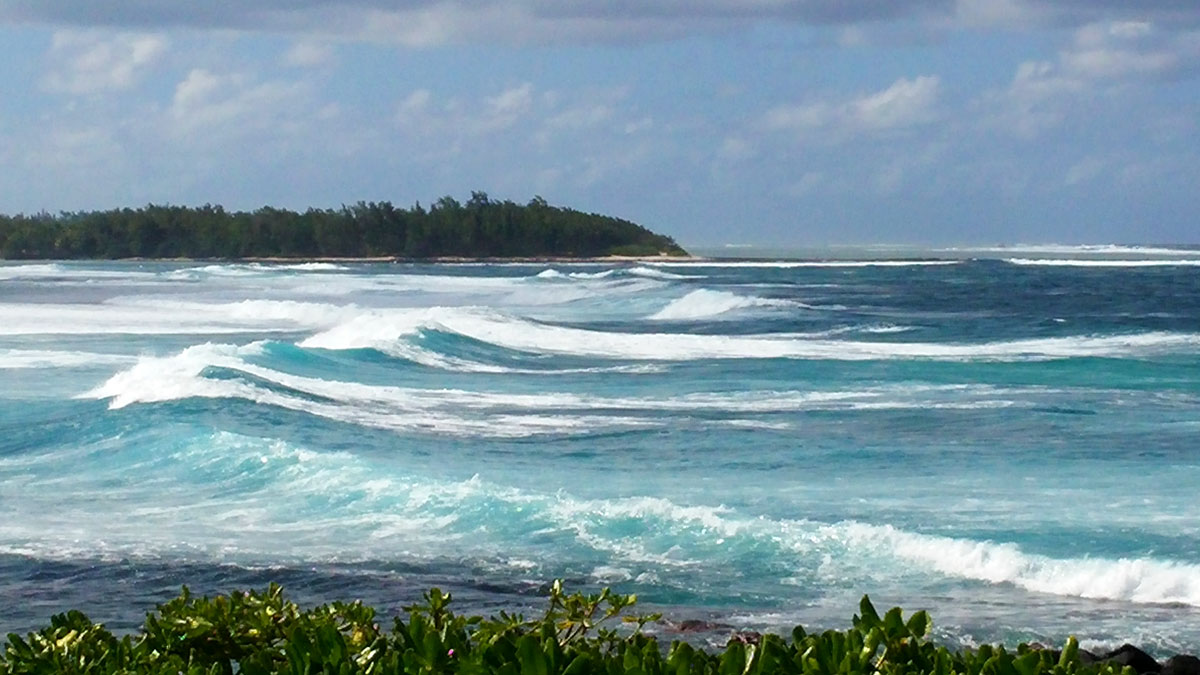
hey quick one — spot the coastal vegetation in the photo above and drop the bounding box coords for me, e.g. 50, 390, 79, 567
3, 582, 1190, 675
0, 193, 687, 260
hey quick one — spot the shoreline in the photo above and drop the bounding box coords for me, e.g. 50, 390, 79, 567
0, 254, 708, 264
247, 254, 709, 264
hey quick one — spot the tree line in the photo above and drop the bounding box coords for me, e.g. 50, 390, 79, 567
0, 192, 687, 259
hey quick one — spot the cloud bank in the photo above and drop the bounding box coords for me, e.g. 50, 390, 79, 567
3, 0, 1198, 45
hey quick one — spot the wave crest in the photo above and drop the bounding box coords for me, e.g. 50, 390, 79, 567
649, 289, 804, 321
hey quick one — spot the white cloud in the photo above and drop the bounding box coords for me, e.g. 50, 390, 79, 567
169, 68, 313, 138
983, 60, 1084, 138
484, 83, 534, 129
398, 89, 433, 116
763, 101, 832, 132
42, 30, 167, 94
1063, 47, 1177, 80
786, 171, 824, 196
282, 40, 334, 68
27, 126, 122, 168
395, 83, 536, 143
1064, 156, 1106, 185
397, 82, 641, 150
717, 136, 756, 161
387, 81, 668, 194
8, 1, 1198, 47
1062, 21, 1181, 80
545, 101, 613, 131
980, 21, 1199, 138
1107, 21, 1152, 40
951, 0, 1041, 29
764, 75, 941, 140
623, 117, 653, 134
853, 75, 941, 129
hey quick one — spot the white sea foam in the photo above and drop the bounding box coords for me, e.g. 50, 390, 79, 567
626, 266, 703, 279
540, 494, 1200, 607
858, 324, 915, 334
646, 260, 960, 268
648, 289, 804, 321
570, 270, 617, 279
0, 303, 270, 336
304, 309, 1200, 362
83, 347, 976, 413
86, 345, 1042, 439
545, 492, 1200, 606
5, 428, 1199, 610
0, 263, 66, 280
275, 262, 350, 271
82, 344, 663, 437
0, 298, 352, 336
0, 430, 474, 563
1006, 258, 1200, 267
169, 264, 265, 278
969, 244, 1199, 256
534, 268, 621, 281
0, 263, 160, 281
0, 349, 135, 369
842, 522, 1200, 607
84, 343, 266, 408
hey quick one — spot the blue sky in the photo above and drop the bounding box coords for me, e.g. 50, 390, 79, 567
0, 2, 1197, 246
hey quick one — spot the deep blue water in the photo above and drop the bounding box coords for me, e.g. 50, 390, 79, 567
1, 250, 1199, 654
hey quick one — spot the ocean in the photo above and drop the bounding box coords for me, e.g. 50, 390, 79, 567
1, 248, 1198, 655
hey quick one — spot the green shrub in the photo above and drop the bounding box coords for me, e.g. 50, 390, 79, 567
0, 584, 1142, 675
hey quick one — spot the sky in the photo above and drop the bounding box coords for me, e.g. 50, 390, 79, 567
0, 1, 1197, 246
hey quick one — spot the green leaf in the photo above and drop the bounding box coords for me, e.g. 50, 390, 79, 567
882, 608, 905, 641
668, 641, 696, 675
721, 642, 746, 675
624, 645, 643, 671
316, 623, 347, 665
1014, 651, 1042, 675
517, 635, 548, 675
906, 610, 931, 639
562, 653, 592, 675
1059, 636, 1079, 668
858, 596, 881, 630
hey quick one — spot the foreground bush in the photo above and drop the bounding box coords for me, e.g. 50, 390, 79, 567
0, 582, 1148, 675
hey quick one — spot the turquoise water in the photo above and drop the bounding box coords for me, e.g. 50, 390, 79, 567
1, 251, 1199, 653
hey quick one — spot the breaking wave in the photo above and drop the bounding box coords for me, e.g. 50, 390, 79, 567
844, 523, 1200, 607
645, 260, 960, 268
649, 289, 806, 320
302, 309, 1200, 362
1006, 259, 1200, 267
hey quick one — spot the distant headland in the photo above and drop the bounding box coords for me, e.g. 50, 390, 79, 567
0, 192, 688, 260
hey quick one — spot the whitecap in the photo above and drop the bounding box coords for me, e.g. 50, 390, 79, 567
626, 266, 704, 280
0, 349, 135, 369
648, 289, 805, 321
305, 309, 1200, 362
841, 522, 1200, 607
1006, 258, 1200, 267
644, 260, 959, 269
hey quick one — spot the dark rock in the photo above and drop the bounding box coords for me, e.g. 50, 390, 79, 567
1102, 644, 1161, 673
1079, 649, 1100, 664
728, 631, 761, 646
1163, 655, 1200, 675
1030, 645, 1061, 662
669, 619, 734, 633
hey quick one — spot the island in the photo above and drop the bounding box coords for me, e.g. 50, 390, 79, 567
0, 192, 688, 260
